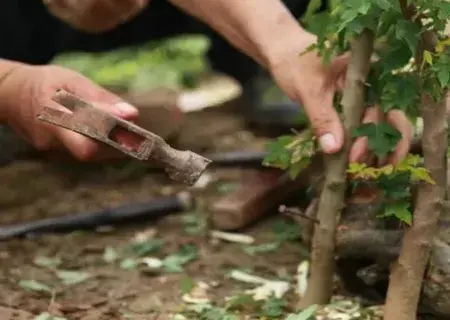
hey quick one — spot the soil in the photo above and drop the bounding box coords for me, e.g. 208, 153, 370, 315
0, 106, 310, 320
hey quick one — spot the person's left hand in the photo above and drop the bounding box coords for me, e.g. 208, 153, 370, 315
0, 64, 141, 161
42, 0, 150, 33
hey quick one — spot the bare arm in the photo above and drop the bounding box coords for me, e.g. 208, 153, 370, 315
0, 59, 23, 87
0, 59, 26, 121
168, 0, 317, 68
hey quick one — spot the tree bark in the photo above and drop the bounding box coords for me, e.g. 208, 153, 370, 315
384, 30, 448, 320
298, 29, 375, 308
298, 159, 450, 318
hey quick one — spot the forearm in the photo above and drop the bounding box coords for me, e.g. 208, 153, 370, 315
0, 59, 26, 121
169, 0, 316, 68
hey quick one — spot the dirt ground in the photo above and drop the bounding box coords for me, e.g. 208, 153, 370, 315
0, 105, 330, 320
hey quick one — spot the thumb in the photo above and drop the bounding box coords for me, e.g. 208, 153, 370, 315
302, 90, 344, 154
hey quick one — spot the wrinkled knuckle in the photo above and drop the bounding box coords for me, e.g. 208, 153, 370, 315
31, 136, 52, 152
310, 112, 334, 135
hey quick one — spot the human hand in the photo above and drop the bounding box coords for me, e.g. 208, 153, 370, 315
0, 64, 140, 161
268, 41, 413, 165
42, 0, 150, 33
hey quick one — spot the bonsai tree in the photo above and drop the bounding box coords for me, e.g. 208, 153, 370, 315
264, 0, 449, 319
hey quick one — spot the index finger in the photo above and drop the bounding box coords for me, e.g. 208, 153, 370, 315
386, 109, 414, 165
53, 100, 142, 161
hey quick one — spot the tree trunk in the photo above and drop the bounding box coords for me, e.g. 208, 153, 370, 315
383, 29, 448, 319
298, 29, 374, 308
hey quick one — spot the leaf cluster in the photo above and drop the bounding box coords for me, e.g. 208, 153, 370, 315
262, 130, 316, 179
52, 35, 211, 91
264, 0, 450, 226
348, 154, 435, 224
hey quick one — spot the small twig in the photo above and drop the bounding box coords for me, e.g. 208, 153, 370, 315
278, 205, 320, 224
290, 128, 305, 136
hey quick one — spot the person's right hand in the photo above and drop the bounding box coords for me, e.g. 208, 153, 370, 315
42, 0, 150, 33
268, 38, 414, 165
0, 64, 140, 161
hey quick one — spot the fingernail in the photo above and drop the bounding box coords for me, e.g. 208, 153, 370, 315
319, 133, 337, 153
114, 102, 138, 114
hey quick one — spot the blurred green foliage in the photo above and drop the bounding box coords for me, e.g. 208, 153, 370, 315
52, 35, 211, 92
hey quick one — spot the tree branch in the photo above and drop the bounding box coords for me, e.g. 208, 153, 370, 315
298, 29, 375, 308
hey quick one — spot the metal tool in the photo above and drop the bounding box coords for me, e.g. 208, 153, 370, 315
37, 89, 211, 185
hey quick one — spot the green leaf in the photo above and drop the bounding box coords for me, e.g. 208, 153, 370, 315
263, 136, 295, 169
56, 270, 90, 285
423, 50, 433, 65
383, 202, 412, 225
347, 162, 367, 174
437, 69, 450, 88
259, 297, 287, 318
378, 172, 411, 201
226, 294, 261, 311
380, 73, 420, 116
285, 304, 318, 320
18, 280, 52, 293
179, 276, 196, 294
188, 302, 214, 314
410, 167, 435, 184
288, 158, 310, 179
377, 10, 401, 36
162, 244, 198, 273
438, 2, 450, 20
127, 239, 164, 257
337, 11, 359, 32
272, 219, 302, 242
120, 258, 139, 270
302, 12, 330, 42
352, 122, 402, 157
302, 0, 323, 22
379, 42, 413, 74
345, 0, 371, 14
382, 187, 410, 201
404, 154, 421, 166
182, 213, 208, 235
372, 0, 395, 10
394, 20, 420, 54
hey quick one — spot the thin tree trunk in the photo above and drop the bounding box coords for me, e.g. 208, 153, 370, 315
298, 29, 375, 308
384, 30, 448, 319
